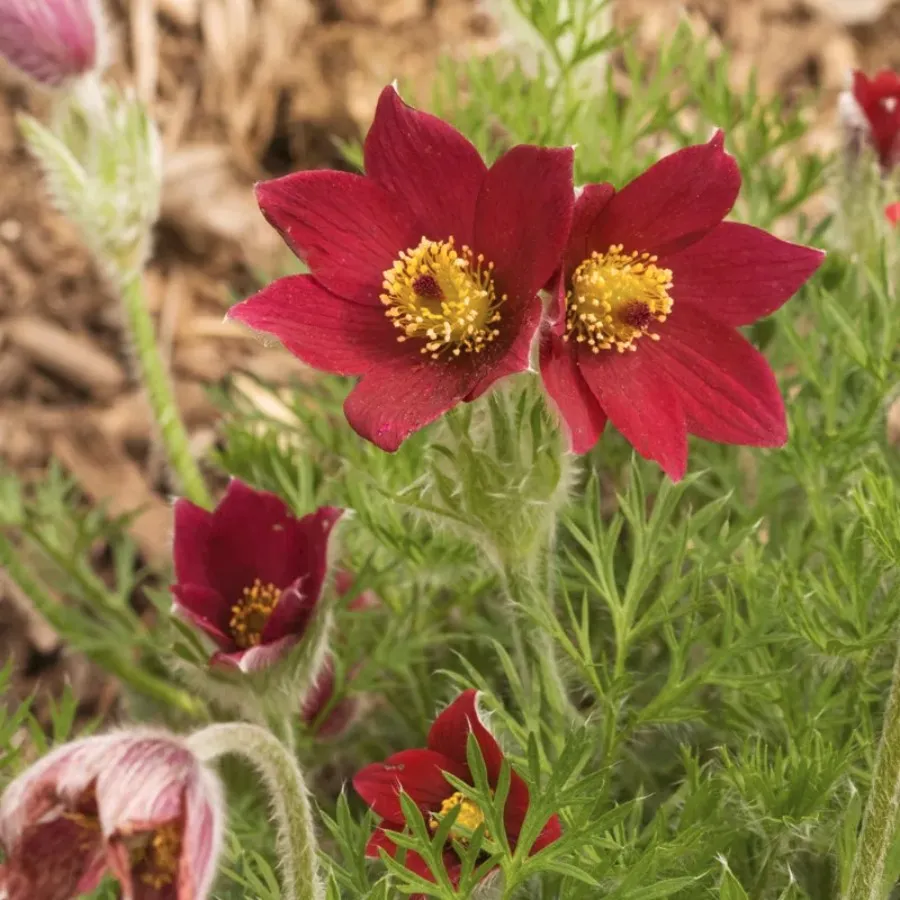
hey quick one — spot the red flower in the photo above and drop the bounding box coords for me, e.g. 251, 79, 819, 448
0, 731, 223, 900
887, 202, 900, 226
847, 70, 900, 170
171, 479, 343, 672
353, 690, 560, 893
228, 85, 574, 451
300, 571, 379, 739
539, 133, 824, 480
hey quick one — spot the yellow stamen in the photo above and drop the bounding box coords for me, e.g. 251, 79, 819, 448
229, 578, 281, 649
429, 791, 488, 840
565, 243, 673, 354
380, 236, 505, 360
136, 822, 183, 889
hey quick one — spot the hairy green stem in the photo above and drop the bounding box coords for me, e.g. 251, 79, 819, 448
188, 722, 322, 900
120, 272, 211, 508
845, 633, 900, 900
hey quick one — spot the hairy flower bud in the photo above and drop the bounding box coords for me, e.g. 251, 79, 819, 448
0, 0, 104, 87
0, 730, 224, 900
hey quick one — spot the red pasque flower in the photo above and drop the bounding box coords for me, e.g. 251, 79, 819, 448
227, 85, 574, 451
0, 731, 223, 900
845, 70, 900, 170
171, 478, 343, 672
300, 571, 379, 739
887, 201, 900, 226
353, 689, 560, 893
539, 133, 824, 480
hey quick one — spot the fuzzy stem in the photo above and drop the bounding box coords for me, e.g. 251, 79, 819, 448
188, 722, 322, 900
119, 272, 211, 508
845, 633, 900, 900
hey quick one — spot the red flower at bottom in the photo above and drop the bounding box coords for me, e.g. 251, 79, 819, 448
353, 690, 560, 894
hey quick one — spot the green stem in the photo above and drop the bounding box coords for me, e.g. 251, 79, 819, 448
845, 632, 900, 900
188, 723, 322, 900
120, 272, 211, 508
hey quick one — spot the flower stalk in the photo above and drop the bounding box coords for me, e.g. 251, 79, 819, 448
121, 272, 211, 508
845, 632, 900, 900
188, 723, 323, 900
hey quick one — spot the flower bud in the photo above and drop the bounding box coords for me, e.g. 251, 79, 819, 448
0, 730, 224, 900
839, 69, 900, 172
0, 0, 104, 88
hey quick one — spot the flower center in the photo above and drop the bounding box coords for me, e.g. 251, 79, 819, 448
381, 237, 504, 360
429, 791, 488, 841
132, 822, 182, 889
230, 578, 281, 649
565, 244, 673, 353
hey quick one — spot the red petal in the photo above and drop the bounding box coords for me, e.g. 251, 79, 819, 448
564, 183, 616, 276
530, 813, 562, 854
645, 306, 786, 447
228, 275, 403, 376
662, 222, 824, 326
365, 827, 401, 858
353, 749, 466, 822
170, 585, 232, 648
475, 145, 575, 308
259, 580, 315, 645
427, 690, 504, 782
587, 133, 740, 257
540, 331, 607, 454
364, 85, 487, 247
172, 499, 213, 588
343, 358, 477, 451
887, 202, 900, 226
503, 769, 531, 839
211, 634, 298, 672
579, 349, 688, 481
255, 171, 417, 303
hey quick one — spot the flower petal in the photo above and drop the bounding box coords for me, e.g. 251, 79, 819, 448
579, 349, 688, 481
353, 749, 467, 822
645, 306, 787, 447
172, 499, 213, 588
211, 635, 299, 673
564, 182, 616, 276
259, 580, 315, 645
587, 133, 740, 257
228, 275, 403, 376
343, 357, 477, 451
282, 506, 344, 614
179, 768, 225, 900
662, 222, 825, 326
255, 171, 417, 303
170, 585, 232, 649
531, 813, 563, 854
475, 144, 575, 308
364, 85, 487, 247
540, 332, 607, 454
427, 690, 504, 783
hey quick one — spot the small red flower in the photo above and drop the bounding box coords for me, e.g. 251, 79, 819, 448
539, 133, 824, 480
228, 85, 575, 451
0, 731, 223, 900
171, 478, 343, 672
353, 690, 561, 894
846, 70, 900, 170
300, 571, 379, 739
887, 202, 900, 226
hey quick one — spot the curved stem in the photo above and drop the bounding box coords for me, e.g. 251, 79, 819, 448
845, 633, 900, 900
188, 723, 322, 900
120, 272, 211, 508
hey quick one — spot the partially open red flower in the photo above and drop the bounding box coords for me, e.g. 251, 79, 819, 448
0, 731, 223, 900
846, 70, 900, 170
353, 690, 560, 894
539, 133, 824, 480
887, 202, 900, 226
171, 479, 343, 672
228, 85, 574, 451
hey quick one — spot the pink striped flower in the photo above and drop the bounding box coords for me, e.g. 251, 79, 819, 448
0, 0, 103, 87
0, 731, 224, 900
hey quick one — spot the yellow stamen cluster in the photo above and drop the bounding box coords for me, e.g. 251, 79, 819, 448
565, 244, 673, 353
381, 236, 504, 360
230, 578, 281, 649
429, 791, 488, 840
138, 823, 183, 889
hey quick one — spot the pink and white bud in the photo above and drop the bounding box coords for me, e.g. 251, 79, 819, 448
0, 0, 104, 88
0, 730, 224, 900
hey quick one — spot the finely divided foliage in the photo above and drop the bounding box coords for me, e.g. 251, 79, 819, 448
0, 2, 899, 900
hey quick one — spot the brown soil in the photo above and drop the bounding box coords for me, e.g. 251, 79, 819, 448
1, 0, 898, 724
